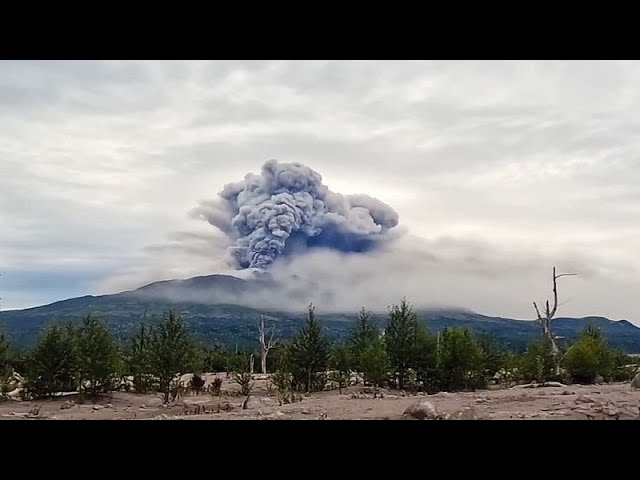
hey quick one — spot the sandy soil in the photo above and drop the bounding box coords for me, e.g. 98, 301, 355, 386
2, 374, 639, 420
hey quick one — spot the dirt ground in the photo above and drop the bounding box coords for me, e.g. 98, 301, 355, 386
2, 374, 639, 420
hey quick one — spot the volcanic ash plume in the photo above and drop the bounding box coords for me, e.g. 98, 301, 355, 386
193, 160, 400, 269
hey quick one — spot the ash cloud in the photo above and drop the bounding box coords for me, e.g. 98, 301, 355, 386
192, 160, 400, 269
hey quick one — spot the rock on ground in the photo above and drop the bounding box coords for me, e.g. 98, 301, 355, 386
631, 373, 640, 389
403, 400, 440, 420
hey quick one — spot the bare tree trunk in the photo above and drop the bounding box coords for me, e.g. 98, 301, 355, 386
250, 354, 255, 374
257, 315, 277, 375
533, 267, 576, 377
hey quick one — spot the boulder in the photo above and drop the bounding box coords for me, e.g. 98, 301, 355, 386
631, 372, 640, 389
594, 374, 605, 385
403, 400, 440, 420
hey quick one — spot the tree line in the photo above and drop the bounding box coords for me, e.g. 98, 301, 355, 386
1, 299, 638, 403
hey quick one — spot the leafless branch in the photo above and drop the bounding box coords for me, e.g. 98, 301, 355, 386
533, 302, 543, 321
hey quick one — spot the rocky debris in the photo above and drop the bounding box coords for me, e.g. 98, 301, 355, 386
549, 410, 570, 416
594, 375, 605, 385
360, 386, 389, 396
244, 396, 278, 409
60, 400, 75, 410
512, 381, 566, 389
281, 405, 326, 416
92, 405, 105, 411
403, 400, 441, 420
350, 393, 373, 400
262, 411, 286, 420
545, 381, 568, 388
592, 402, 640, 420
183, 404, 206, 415
631, 373, 640, 389
561, 390, 575, 395
449, 405, 478, 420
574, 395, 597, 404
3, 406, 43, 419
429, 391, 452, 398
152, 414, 182, 420
572, 406, 595, 416
105, 404, 113, 409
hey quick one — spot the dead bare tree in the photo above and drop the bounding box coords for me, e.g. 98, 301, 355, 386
533, 266, 577, 375
257, 315, 278, 375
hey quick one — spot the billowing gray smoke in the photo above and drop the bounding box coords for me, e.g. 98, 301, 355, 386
193, 160, 400, 269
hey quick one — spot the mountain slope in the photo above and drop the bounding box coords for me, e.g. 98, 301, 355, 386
2, 274, 640, 352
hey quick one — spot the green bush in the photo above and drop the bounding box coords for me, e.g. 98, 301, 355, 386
519, 339, 556, 384
563, 326, 613, 384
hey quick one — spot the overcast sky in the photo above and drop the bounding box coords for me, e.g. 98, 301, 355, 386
2, 60, 640, 322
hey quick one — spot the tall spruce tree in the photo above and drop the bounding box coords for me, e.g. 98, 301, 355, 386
348, 308, 378, 372
128, 324, 153, 393
76, 314, 122, 396
360, 336, 388, 392
384, 298, 419, 390
437, 327, 483, 391
24, 324, 79, 398
147, 310, 195, 403
288, 304, 330, 393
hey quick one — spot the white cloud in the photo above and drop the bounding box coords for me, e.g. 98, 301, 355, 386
1, 61, 640, 324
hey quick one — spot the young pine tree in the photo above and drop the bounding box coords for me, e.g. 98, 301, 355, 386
0, 330, 10, 379
76, 314, 123, 396
127, 324, 153, 393
230, 353, 254, 396
24, 324, 79, 399
147, 310, 195, 404
348, 308, 378, 373
520, 338, 556, 384
436, 327, 483, 392
329, 343, 352, 393
0, 330, 12, 400
288, 304, 330, 393
411, 325, 438, 393
563, 326, 614, 384
360, 337, 388, 393
384, 298, 419, 390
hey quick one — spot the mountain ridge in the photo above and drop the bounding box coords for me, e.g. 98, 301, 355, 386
1, 274, 639, 352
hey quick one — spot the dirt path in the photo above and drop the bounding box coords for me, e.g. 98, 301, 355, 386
2, 376, 639, 420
